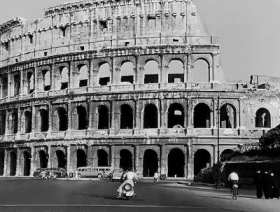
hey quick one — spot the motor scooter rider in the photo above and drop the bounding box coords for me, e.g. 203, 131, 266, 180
117, 168, 138, 198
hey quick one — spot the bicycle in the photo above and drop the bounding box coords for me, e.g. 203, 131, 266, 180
232, 183, 239, 200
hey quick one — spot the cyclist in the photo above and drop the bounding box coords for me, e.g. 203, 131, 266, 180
228, 171, 239, 200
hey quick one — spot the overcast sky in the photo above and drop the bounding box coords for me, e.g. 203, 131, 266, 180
0, 0, 279, 82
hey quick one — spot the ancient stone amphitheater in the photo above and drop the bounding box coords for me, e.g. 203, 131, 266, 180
0, 0, 278, 179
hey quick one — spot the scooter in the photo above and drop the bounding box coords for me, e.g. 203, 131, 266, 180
118, 182, 136, 200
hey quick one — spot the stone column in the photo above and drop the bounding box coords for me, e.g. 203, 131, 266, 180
67, 145, 76, 174
7, 70, 12, 97
47, 146, 52, 168
134, 145, 142, 177
34, 65, 38, 94
87, 146, 94, 167
4, 149, 9, 176
186, 143, 194, 180
16, 148, 21, 176
30, 146, 36, 176
31, 105, 36, 133
160, 145, 167, 176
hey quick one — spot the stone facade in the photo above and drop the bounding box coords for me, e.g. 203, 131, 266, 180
0, 0, 279, 179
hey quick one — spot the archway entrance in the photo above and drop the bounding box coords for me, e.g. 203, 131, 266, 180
10, 151, 17, 176
0, 150, 4, 176
220, 149, 234, 162
194, 149, 211, 175
120, 149, 132, 171
98, 149, 109, 166
39, 150, 48, 168
168, 148, 185, 177
23, 151, 31, 176
143, 150, 158, 177
56, 150, 66, 169
77, 149, 87, 168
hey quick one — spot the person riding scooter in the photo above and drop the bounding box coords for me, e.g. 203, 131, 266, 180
117, 168, 138, 198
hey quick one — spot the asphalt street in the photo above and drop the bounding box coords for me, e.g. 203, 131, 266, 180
0, 179, 279, 212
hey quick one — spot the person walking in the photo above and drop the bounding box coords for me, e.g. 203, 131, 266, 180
263, 170, 271, 199
271, 172, 279, 199
255, 170, 263, 199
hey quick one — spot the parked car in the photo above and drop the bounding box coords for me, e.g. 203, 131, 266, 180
76, 167, 113, 178
33, 168, 67, 179
109, 169, 125, 181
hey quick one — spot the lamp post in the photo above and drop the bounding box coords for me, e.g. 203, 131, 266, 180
217, 94, 220, 163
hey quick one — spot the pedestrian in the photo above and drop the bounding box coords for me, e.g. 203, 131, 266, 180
255, 170, 263, 199
263, 171, 270, 199
153, 171, 159, 183
270, 172, 279, 199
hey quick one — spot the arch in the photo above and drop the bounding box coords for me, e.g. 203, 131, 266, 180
194, 103, 211, 128
0, 150, 4, 176
168, 59, 184, 83
220, 104, 236, 128
144, 60, 159, 84
77, 106, 88, 130
120, 61, 134, 84
56, 150, 66, 169
0, 111, 6, 135
43, 70, 51, 91
120, 104, 133, 129
168, 103, 185, 128
190, 59, 210, 82
220, 149, 234, 162
40, 109, 49, 132
23, 151, 31, 176
119, 149, 133, 171
78, 65, 88, 87
99, 63, 111, 86
98, 105, 109, 129
39, 150, 48, 168
10, 151, 17, 176
144, 104, 158, 129
255, 108, 271, 128
97, 149, 109, 166
194, 149, 211, 175
57, 107, 68, 131
27, 72, 34, 93
168, 148, 185, 177
11, 110, 18, 134
143, 149, 158, 177
24, 111, 32, 133
77, 149, 87, 168
60, 67, 69, 89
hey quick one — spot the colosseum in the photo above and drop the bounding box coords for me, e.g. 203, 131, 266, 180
0, 0, 279, 180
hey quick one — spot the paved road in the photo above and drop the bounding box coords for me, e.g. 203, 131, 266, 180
0, 179, 279, 212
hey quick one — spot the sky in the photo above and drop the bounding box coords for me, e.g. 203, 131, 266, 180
0, 0, 280, 82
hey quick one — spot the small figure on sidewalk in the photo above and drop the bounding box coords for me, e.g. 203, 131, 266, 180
263, 170, 270, 199
153, 171, 159, 183
255, 170, 263, 199
270, 172, 279, 199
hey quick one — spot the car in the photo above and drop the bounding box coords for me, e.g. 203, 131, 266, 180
109, 169, 125, 181
76, 167, 113, 178
33, 168, 67, 179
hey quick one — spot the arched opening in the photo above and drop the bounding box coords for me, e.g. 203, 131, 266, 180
56, 150, 66, 169
144, 60, 159, 84
23, 151, 31, 176
97, 149, 109, 166
120, 61, 134, 84
220, 104, 236, 128
77, 106, 88, 130
168, 148, 185, 177
11, 110, 18, 134
168, 59, 184, 83
40, 109, 49, 132
14, 74, 20, 96
168, 103, 184, 128
194, 149, 211, 175
77, 149, 87, 168
98, 105, 109, 129
99, 63, 111, 86
27, 72, 34, 93
120, 149, 133, 171
24, 111, 32, 133
57, 107, 68, 131
220, 149, 234, 162
78, 65, 88, 87
10, 151, 17, 176
190, 59, 210, 82
194, 103, 211, 128
144, 104, 158, 129
255, 108, 271, 128
43, 70, 51, 91
120, 104, 133, 129
39, 150, 48, 168
0, 111, 6, 135
143, 149, 158, 177
0, 150, 4, 176
60, 67, 69, 90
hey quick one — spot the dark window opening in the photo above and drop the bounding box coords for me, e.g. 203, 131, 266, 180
23, 151, 31, 176
61, 82, 68, 90
168, 148, 184, 177
3, 42, 9, 51
99, 20, 108, 31
44, 85, 51, 91
28, 34, 33, 44
15, 59, 18, 63
60, 26, 67, 37
125, 42, 130, 46
144, 74, 158, 84
2, 75, 8, 97
144, 104, 158, 129
10, 151, 17, 176
220, 149, 234, 162
39, 150, 48, 168
97, 149, 109, 167
121, 76, 133, 84
173, 39, 179, 42
168, 74, 184, 83
168, 104, 184, 128
255, 108, 271, 128
79, 79, 88, 87
194, 103, 210, 128
0, 150, 4, 176
24, 111, 32, 133
194, 149, 211, 175
27, 72, 34, 94
12, 111, 18, 134
99, 77, 110, 86
40, 109, 49, 132
0, 111, 6, 135
120, 149, 132, 171
98, 105, 109, 129
14, 74, 20, 96
58, 108, 68, 131
120, 104, 133, 129
77, 106, 88, 130
80, 46, 85, 51
44, 52, 48, 56
143, 150, 158, 177
77, 149, 87, 168
56, 150, 66, 169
